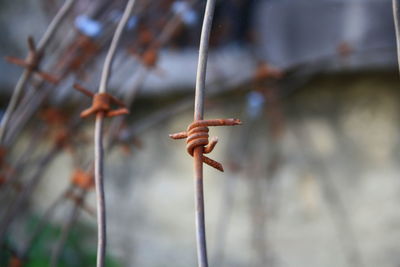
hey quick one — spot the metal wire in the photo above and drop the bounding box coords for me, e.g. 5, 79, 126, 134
94, 1, 136, 266
393, 0, 400, 75
193, 0, 217, 266
94, 114, 106, 267
99, 0, 136, 94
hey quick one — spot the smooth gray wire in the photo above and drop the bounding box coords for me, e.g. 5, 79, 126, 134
393, 0, 400, 75
99, 0, 136, 93
194, 0, 216, 121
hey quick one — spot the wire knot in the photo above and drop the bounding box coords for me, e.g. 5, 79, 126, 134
169, 119, 242, 172
73, 84, 129, 118
4, 36, 59, 84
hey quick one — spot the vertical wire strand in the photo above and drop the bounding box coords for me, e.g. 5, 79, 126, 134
193, 0, 216, 266
99, 0, 136, 94
393, 0, 400, 75
94, 1, 136, 266
37, 0, 77, 51
194, 0, 216, 121
0, 0, 76, 144
94, 115, 106, 267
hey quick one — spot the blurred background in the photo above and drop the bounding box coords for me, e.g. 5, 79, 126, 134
0, 0, 400, 266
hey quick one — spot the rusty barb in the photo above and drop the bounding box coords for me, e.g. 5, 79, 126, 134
5, 36, 59, 84
169, 119, 242, 172
140, 47, 159, 69
71, 169, 94, 191
254, 61, 284, 82
73, 84, 129, 118
65, 169, 95, 216
128, 44, 160, 70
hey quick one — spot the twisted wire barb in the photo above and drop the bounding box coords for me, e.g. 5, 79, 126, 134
169, 0, 241, 266
170, 119, 241, 172
4, 37, 59, 84
73, 84, 129, 118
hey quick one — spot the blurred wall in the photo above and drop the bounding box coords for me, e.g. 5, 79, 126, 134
30, 70, 400, 267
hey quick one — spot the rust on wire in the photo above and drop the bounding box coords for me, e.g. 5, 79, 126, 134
0, 176, 21, 192
56, 33, 100, 76
254, 61, 284, 82
0, 147, 16, 189
71, 169, 94, 191
168, 0, 240, 265
5, 37, 59, 84
170, 119, 241, 172
8, 256, 23, 267
39, 108, 74, 150
337, 42, 353, 59
53, 128, 71, 150
73, 84, 129, 118
39, 108, 69, 126
0, 146, 8, 168
140, 47, 159, 68
128, 45, 160, 69
0, 175, 6, 186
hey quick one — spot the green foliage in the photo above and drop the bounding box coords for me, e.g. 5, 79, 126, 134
1, 215, 120, 267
